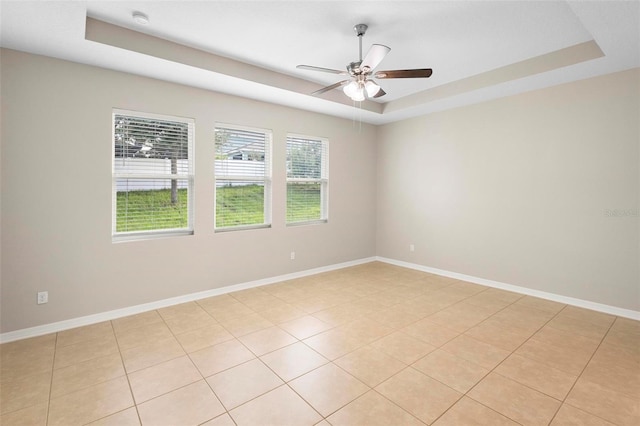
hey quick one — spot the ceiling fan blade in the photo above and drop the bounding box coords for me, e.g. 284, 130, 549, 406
375, 68, 433, 79
361, 44, 391, 72
373, 88, 386, 98
311, 80, 350, 96
297, 65, 348, 75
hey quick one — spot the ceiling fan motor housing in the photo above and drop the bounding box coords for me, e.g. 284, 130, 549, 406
347, 61, 364, 76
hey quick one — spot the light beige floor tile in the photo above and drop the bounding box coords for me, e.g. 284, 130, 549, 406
0, 348, 55, 383
413, 349, 489, 393
163, 309, 218, 335
204, 301, 255, 322
327, 390, 424, 426
401, 318, 460, 347
157, 301, 205, 319
515, 338, 592, 376
0, 371, 51, 415
335, 346, 406, 387
294, 296, 344, 314
592, 341, 639, 368
217, 312, 274, 337
53, 334, 119, 369
137, 380, 225, 426
303, 329, 365, 360
602, 328, 640, 353
581, 353, 640, 398
260, 342, 328, 382
468, 372, 561, 426
206, 358, 283, 409
0, 333, 56, 357
0, 402, 48, 426
111, 311, 163, 333
369, 331, 436, 364
556, 306, 616, 328
610, 317, 640, 335
441, 335, 510, 369
240, 294, 288, 313
531, 325, 601, 354
128, 356, 202, 404
279, 315, 333, 340
120, 337, 185, 373
464, 289, 522, 310
258, 303, 307, 324
464, 319, 533, 351
196, 294, 237, 312
88, 407, 140, 426
115, 321, 174, 351
565, 377, 640, 426
495, 353, 578, 400
432, 396, 518, 425
175, 324, 235, 353
51, 352, 125, 398
490, 306, 553, 333
546, 315, 610, 341
238, 326, 297, 356
201, 413, 236, 426
400, 297, 449, 317
513, 296, 566, 314
189, 338, 255, 377
375, 366, 461, 424
338, 318, 395, 344
289, 363, 369, 416
312, 304, 363, 326
48, 376, 134, 426
426, 303, 497, 333
229, 385, 322, 426
367, 305, 424, 329
56, 322, 114, 348
349, 296, 396, 313
551, 404, 616, 426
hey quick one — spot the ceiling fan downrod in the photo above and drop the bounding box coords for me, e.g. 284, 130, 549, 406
354, 24, 368, 62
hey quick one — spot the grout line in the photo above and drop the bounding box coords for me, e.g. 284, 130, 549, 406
109, 319, 142, 426
546, 317, 617, 425
45, 333, 58, 426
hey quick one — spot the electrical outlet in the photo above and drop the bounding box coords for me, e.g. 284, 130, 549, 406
37, 291, 48, 305
410, 244, 415, 252
290, 251, 296, 260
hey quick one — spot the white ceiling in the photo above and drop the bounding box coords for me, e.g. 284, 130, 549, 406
1, 0, 638, 124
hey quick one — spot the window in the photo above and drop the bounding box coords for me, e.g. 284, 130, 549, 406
112, 110, 194, 240
215, 124, 271, 230
286, 134, 329, 225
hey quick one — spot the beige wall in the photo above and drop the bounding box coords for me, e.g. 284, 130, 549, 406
376, 68, 640, 311
0, 49, 378, 332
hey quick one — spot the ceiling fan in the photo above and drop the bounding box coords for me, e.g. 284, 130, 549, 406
297, 24, 433, 102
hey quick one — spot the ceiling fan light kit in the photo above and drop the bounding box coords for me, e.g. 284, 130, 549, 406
297, 23, 432, 102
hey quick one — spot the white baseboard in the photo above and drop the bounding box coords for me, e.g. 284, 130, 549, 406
3, 255, 637, 343
0, 257, 376, 343
376, 256, 640, 321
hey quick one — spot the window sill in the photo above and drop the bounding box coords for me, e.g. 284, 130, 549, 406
286, 219, 328, 227
215, 224, 271, 233
112, 229, 194, 243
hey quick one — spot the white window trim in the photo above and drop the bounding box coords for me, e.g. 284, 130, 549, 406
286, 133, 329, 226
112, 109, 195, 242
214, 122, 273, 232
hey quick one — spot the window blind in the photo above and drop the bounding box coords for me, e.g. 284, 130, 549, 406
113, 111, 194, 239
215, 125, 271, 229
286, 135, 328, 224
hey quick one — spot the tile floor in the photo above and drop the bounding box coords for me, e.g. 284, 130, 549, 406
1, 262, 639, 425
